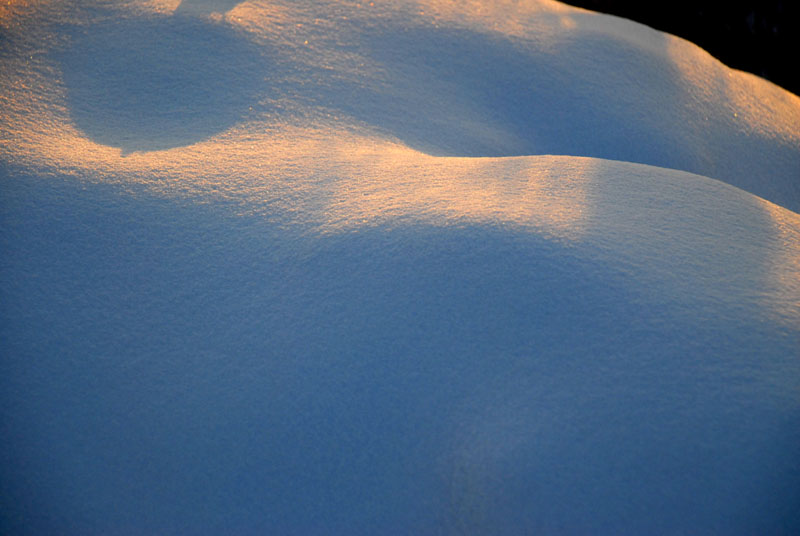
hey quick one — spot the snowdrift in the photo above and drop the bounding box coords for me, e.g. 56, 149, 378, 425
1, 1, 799, 534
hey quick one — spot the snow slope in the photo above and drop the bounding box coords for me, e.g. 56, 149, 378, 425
2, 0, 799, 211
1, 1, 799, 534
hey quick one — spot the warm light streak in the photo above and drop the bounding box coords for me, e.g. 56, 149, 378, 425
320, 149, 589, 237
140, 0, 180, 14
403, 0, 581, 57
758, 199, 800, 325
0, 0, 32, 21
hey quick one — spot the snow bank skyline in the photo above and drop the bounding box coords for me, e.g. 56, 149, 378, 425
559, 0, 800, 96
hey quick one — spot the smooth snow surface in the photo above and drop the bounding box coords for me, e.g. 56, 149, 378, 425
1, 1, 799, 534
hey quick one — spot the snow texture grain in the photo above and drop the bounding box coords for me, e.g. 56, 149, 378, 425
1, 1, 799, 534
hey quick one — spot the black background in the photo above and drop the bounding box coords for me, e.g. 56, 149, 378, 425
559, 0, 799, 96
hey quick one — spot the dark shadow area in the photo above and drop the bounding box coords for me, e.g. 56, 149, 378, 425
58, 14, 265, 153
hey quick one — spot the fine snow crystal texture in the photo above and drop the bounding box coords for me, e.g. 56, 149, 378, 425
1, 1, 799, 534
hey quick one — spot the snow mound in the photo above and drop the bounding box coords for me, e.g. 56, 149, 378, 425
1, 0, 799, 534
2, 0, 799, 210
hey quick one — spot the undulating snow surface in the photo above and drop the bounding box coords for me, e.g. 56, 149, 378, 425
1, 1, 799, 534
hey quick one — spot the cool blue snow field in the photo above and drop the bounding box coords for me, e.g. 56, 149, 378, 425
1, 1, 799, 534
